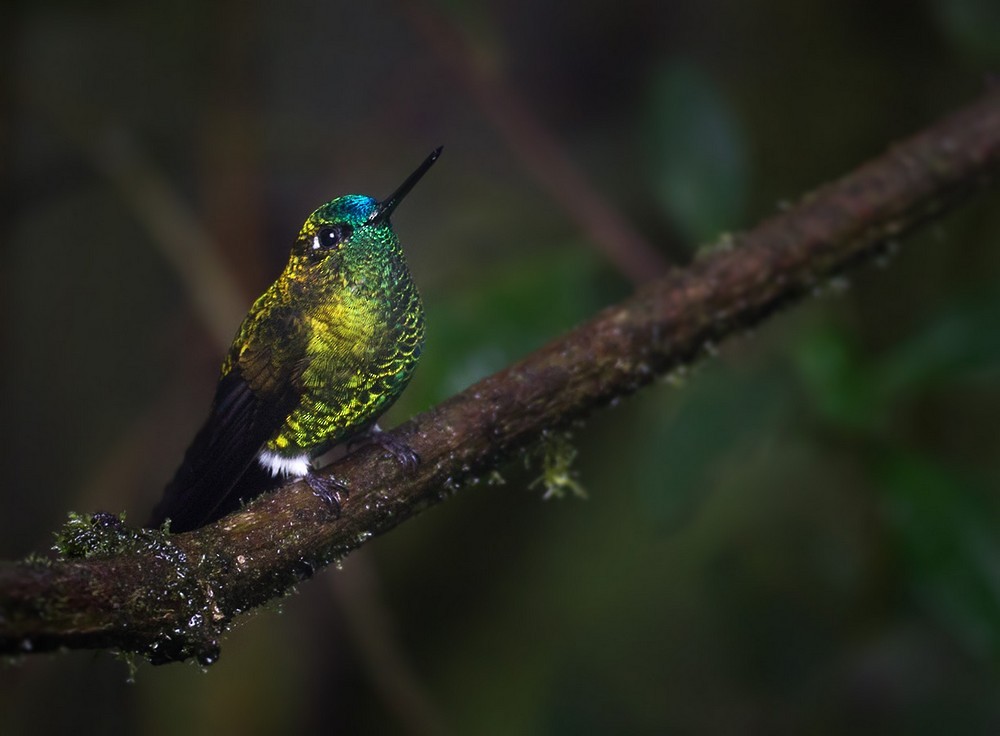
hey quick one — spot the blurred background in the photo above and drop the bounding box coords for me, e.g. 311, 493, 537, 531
3, 0, 1000, 733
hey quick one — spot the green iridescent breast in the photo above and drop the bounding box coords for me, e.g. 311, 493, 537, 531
260, 215, 425, 457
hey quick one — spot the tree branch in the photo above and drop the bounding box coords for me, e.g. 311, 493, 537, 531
3, 90, 999, 665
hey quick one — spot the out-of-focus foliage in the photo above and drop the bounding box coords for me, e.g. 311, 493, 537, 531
929, 0, 1000, 60
644, 60, 750, 244
2, 1, 1000, 735
415, 248, 620, 402
794, 287, 1000, 662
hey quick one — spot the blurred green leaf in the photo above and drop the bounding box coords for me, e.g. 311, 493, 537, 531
876, 450, 1000, 659
644, 60, 750, 244
794, 287, 1000, 434
793, 326, 883, 433
928, 0, 1000, 60
874, 289, 1000, 402
628, 363, 790, 529
413, 248, 619, 403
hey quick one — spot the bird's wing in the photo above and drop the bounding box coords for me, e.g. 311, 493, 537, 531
148, 306, 305, 532
147, 368, 300, 532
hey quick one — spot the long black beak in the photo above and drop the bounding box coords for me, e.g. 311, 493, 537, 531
369, 146, 443, 225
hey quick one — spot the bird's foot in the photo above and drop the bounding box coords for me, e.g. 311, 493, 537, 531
374, 432, 420, 471
305, 472, 349, 518
349, 425, 420, 471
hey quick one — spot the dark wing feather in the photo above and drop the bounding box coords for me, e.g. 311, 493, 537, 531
147, 368, 299, 531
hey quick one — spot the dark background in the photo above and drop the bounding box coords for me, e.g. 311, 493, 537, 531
3, 1, 1000, 734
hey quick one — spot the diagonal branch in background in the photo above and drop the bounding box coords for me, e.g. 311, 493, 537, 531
2, 91, 999, 665
398, 0, 675, 281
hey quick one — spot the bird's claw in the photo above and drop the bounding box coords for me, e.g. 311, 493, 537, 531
373, 432, 420, 471
306, 472, 349, 518
348, 426, 420, 471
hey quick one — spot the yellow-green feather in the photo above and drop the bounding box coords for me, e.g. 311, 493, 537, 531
221, 207, 425, 458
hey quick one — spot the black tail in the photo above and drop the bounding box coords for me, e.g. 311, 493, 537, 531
148, 461, 281, 532
147, 369, 295, 532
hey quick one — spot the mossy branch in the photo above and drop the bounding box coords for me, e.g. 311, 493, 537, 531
3, 91, 1000, 665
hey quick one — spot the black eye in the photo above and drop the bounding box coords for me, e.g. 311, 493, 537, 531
312, 224, 353, 251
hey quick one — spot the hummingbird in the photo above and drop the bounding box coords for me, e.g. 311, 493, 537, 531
148, 147, 441, 532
